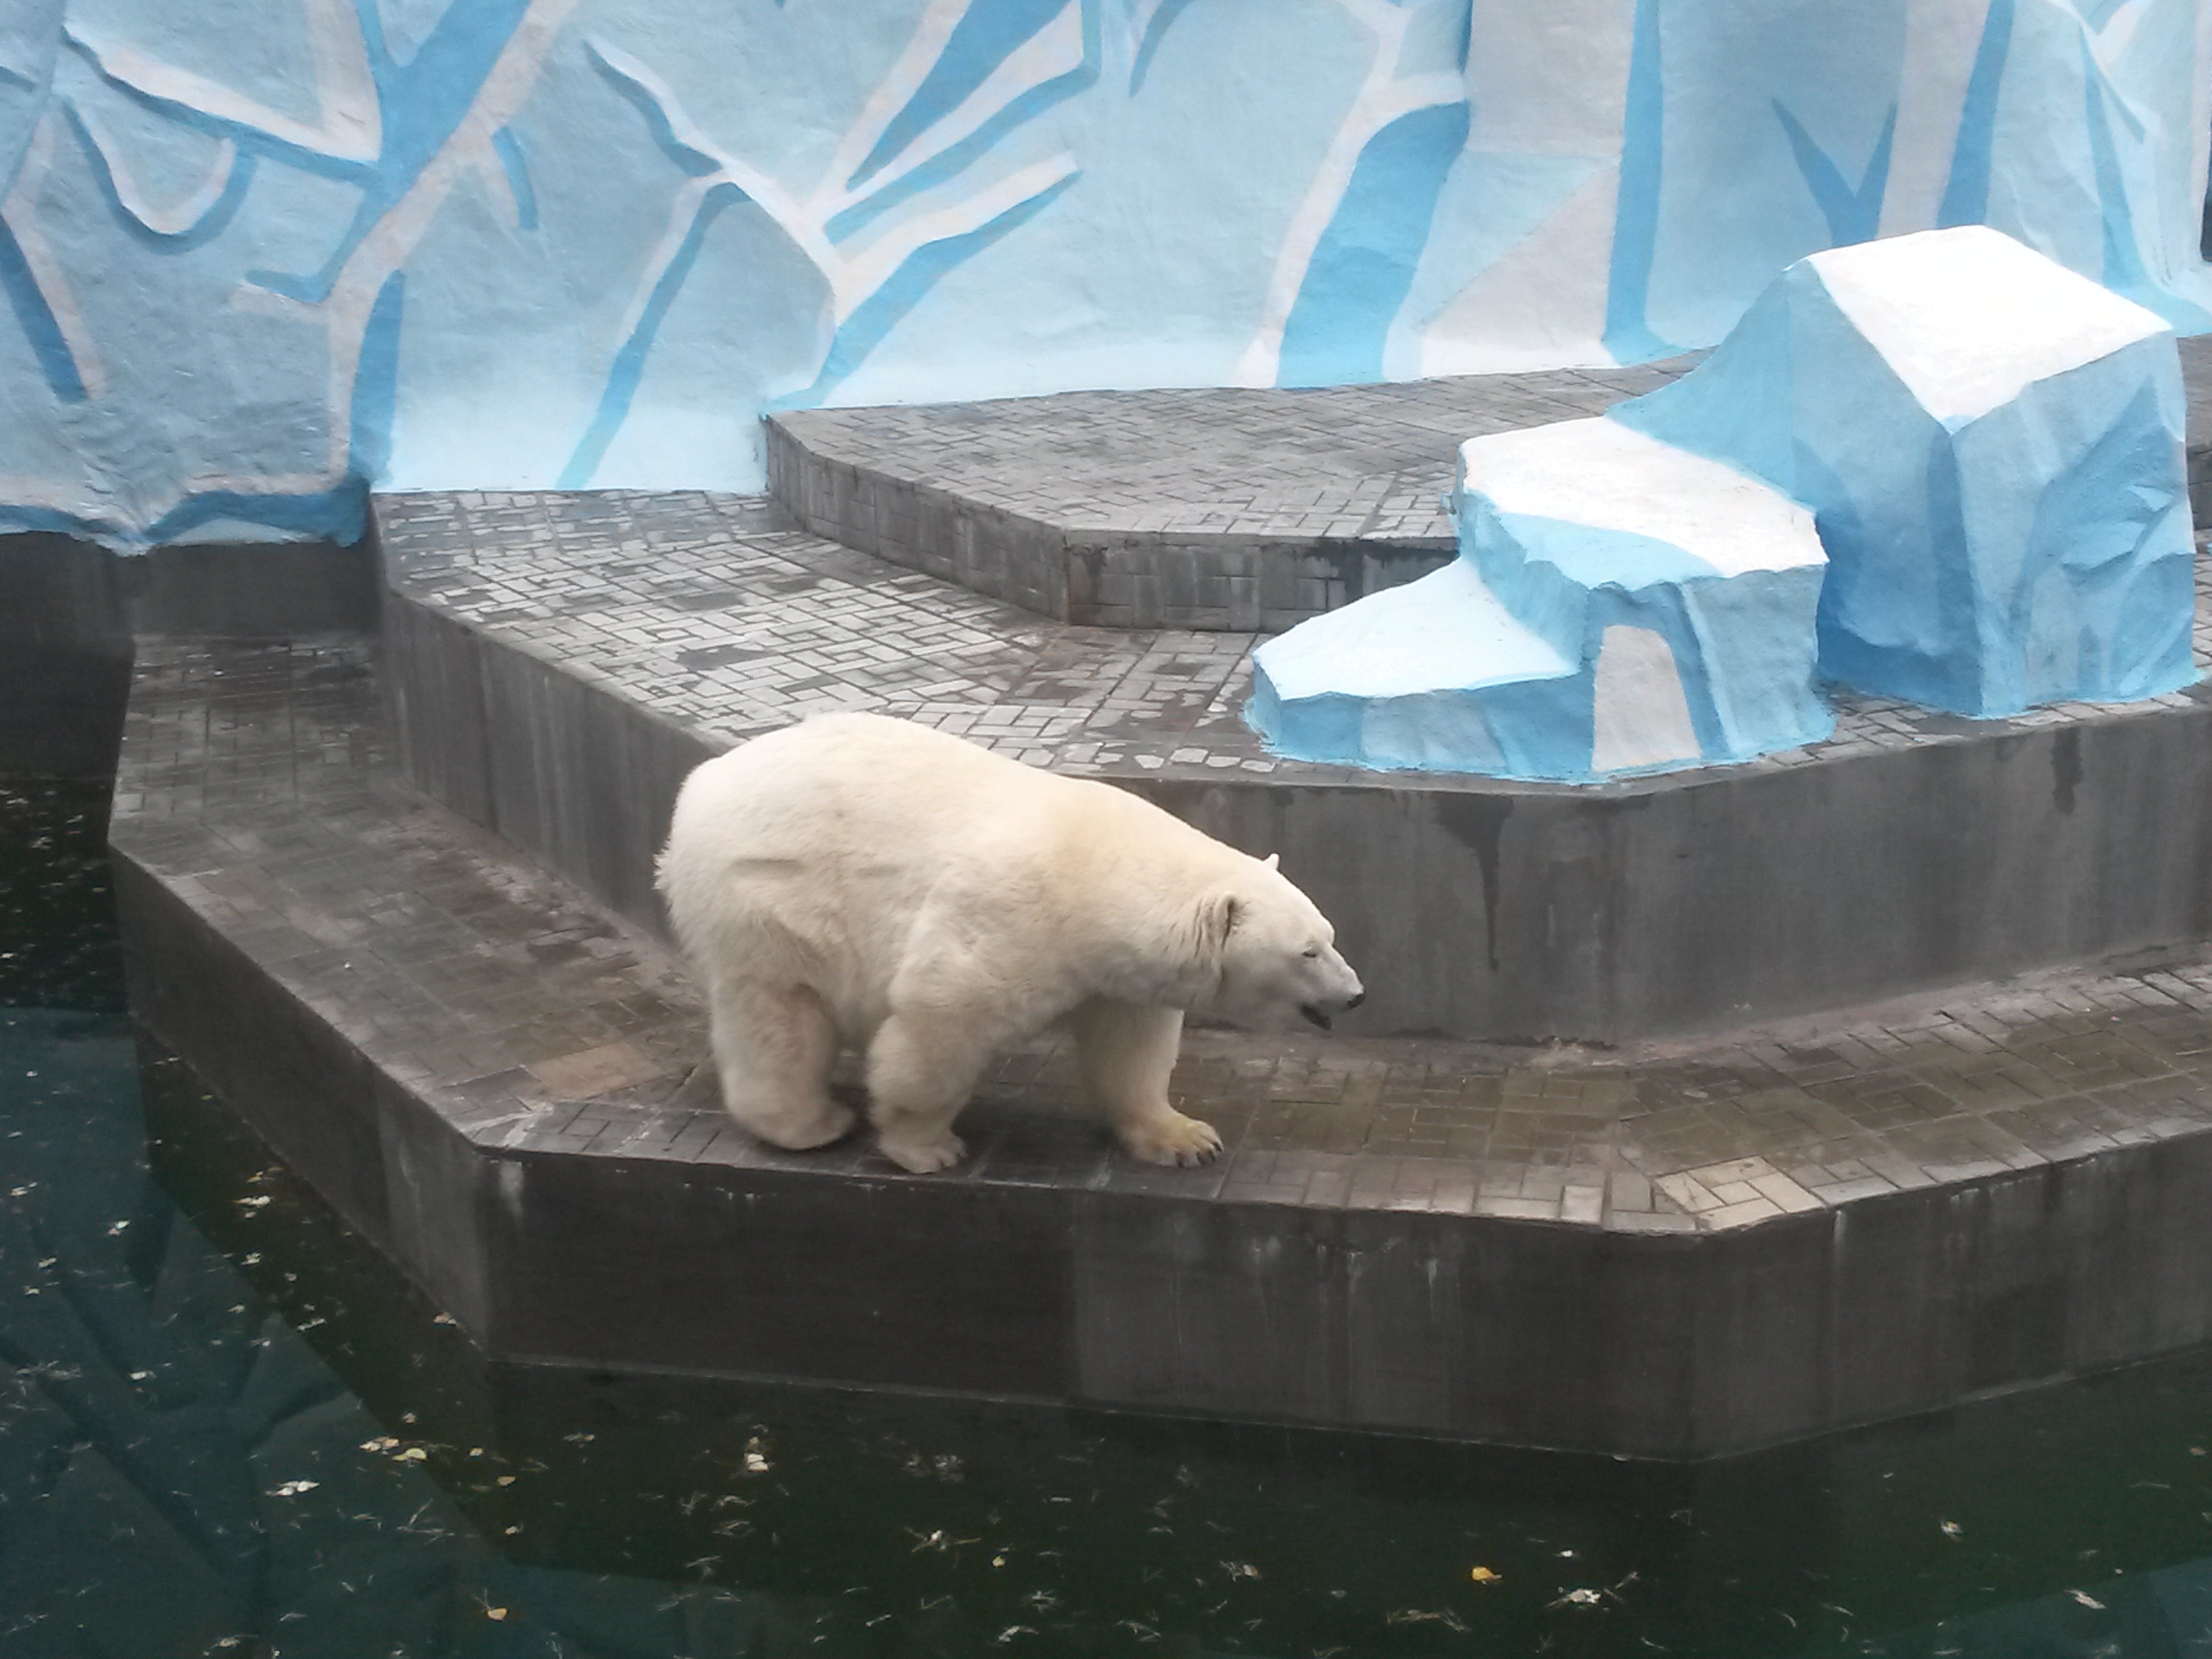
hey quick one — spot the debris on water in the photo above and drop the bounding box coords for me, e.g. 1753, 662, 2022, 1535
360, 1437, 400, 1453
396, 1448, 427, 1462
743, 1435, 769, 1473
432, 1312, 459, 1327
237, 1196, 270, 1209
1940, 1519, 1963, 1539
565, 1432, 595, 1446
1221, 1561, 1261, 1581
1553, 1589, 1603, 1608
496, 1475, 516, 1486
2070, 1590, 2106, 1610
907, 1529, 980, 1555
1469, 1566, 1502, 1584
1388, 1608, 1471, 1631
994, 1628, 1036, 1643
485, 1608, 508, 1622
269, 1480, 319, 1497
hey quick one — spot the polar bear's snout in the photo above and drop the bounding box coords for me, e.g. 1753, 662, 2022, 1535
1292, 944, 1365, 1031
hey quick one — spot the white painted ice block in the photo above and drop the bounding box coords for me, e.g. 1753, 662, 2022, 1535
1614, 226, 2196, 717
1248, 419, 1832, 779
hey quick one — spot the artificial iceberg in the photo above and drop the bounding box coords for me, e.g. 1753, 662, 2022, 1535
1614, 225, 2196, 716
1248, 417, 1832, 780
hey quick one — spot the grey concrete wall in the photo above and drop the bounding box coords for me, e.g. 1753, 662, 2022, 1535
0, 532, 377, 775
381, 595, 711, 937
765, 419, 1452, 631
113, 837, 2212, 1456
385, 571, 2212, 1044
1135, 697, 2212, 1041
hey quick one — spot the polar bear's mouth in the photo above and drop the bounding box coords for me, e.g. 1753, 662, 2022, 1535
1299, 1004, 1332, 1031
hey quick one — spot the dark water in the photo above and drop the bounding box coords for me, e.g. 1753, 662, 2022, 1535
8, 782, 2212, 1658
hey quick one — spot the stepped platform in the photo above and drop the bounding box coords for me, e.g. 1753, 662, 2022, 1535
91, 341, 2212, 1456
766, 359, 1699, 630
108, 637, 2212, 1457
770, 337, 2212, 631
376, 490, 2212, 1046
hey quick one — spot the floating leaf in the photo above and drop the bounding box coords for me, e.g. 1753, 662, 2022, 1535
1470, 1565, 1502, 1584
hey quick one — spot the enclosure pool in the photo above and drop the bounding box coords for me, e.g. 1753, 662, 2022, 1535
8, 778, 2212, 1658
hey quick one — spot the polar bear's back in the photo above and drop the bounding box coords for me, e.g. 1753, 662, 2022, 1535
657, 714, 1200, 1025
670, 712, 1062, 857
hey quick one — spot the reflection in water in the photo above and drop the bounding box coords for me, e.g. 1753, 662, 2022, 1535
8, 779, 2212, 1657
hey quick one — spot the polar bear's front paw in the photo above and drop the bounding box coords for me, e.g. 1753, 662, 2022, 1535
1120, 1110, 1224, 1167
878, 1132, 968, 1174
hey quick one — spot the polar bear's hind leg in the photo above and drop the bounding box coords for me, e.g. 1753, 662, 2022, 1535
1071, 998, 1223, 1166
865, 1010, 994, 1173
707, 976, 855, 1151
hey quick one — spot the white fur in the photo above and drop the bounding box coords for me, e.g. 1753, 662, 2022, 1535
655, 713, 1364, 1172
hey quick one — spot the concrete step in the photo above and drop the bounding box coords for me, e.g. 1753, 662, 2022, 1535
769, 342, 2212, 633
108, 636, 2212, 1454
373, 490, 2212, 1047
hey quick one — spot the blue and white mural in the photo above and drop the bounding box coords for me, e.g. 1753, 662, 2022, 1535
2, 0, 2209, 548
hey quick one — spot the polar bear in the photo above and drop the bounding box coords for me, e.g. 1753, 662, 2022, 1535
655, 712, 1364, 1173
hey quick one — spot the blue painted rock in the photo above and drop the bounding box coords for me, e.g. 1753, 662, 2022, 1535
1248, 417, 1831, 780
1614, 226, 2196, 717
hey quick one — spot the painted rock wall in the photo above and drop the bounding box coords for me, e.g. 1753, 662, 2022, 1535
3, 0, 2209, 548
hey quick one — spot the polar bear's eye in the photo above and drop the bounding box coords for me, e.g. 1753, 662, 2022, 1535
1302, 945, 1320, 958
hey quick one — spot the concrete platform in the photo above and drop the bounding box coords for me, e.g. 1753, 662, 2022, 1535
0, 531, 375, 776
110, 636, 2212, 1456
771, 337, 2212, 632
766, 360, 1700, 630
376, 491, 2212, 1047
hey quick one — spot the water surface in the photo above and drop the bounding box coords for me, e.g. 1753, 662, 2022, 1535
6, 779, 2212, 1658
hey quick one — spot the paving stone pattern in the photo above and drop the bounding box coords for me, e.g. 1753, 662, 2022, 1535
374, 491, 2212, 795
112, 639, 2212, 1235
773, 345, 2212, 628
766, 359, 1706, 628
777, 361, 1705, 549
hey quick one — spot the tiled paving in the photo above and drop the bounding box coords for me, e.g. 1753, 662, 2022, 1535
772, 343, 2212, 627
112, 638, 2212, 1235
375, 491, 2212, 793
773, 359, 1704, 550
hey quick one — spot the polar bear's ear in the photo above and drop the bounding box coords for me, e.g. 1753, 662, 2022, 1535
1194, 890, 1240, 962
1263, 853, 1280, 870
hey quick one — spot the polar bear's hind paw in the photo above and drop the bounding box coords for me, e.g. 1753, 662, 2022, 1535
1120, 1110, 1225, 1167
879, 1132, 968, 1174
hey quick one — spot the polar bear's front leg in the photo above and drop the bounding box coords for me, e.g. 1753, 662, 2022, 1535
1070, 998, 1223, 1167
865, 1010, 994, 1173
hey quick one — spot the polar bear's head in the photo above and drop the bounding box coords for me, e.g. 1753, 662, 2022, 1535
1195, 855, 1364, 1032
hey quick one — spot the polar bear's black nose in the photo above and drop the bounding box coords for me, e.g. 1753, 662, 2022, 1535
1346, 991, 1365, 1010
